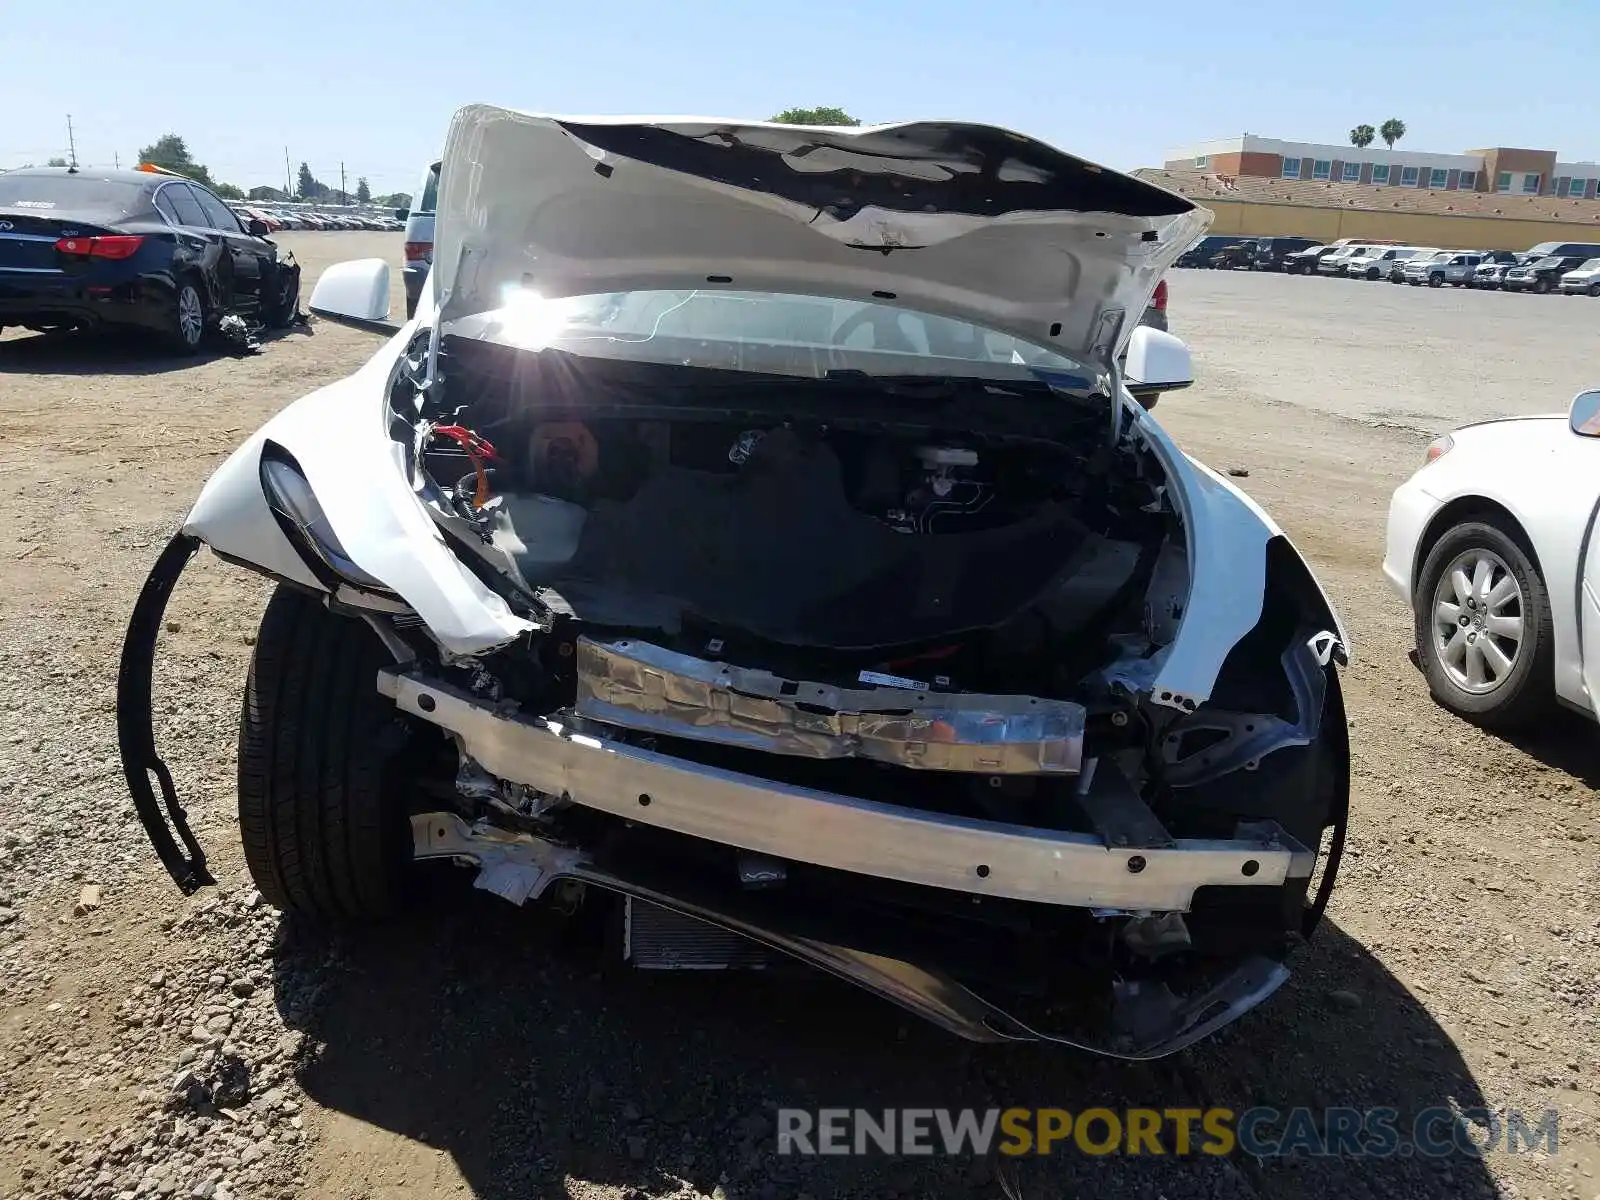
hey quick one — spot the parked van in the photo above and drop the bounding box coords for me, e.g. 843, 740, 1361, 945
399, 159, 441, 318
1526, 241, 1600, 259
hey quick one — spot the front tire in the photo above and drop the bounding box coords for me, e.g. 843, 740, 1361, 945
262, 263, 300, 330
1533, 277, 1552, 294
238, 587, 414, 923
1413, 520, 1553, 730
1427, 274, 1443, 288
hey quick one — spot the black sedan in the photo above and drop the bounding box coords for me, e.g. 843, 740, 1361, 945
0, 167, 299, 353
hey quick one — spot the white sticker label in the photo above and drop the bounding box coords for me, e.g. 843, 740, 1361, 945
857, 669, 927, 691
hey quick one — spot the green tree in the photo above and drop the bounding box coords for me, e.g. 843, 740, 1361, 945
296, 162, 327, 200
377, 191, 412, 209
213, 182, 244, 200
770, 106, 861, 127
1379, 118, 1406, 150
46, 156, 69, 167
1349, 124, 1375, 151
136, 134, 213, 185
355, 177, 371, 204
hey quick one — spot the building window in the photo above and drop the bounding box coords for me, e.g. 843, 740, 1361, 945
1312, 159, 1332, 180
1557, 177, 1570, 197
1575, 179, 1592, 198
1400, 166, 1420, 187
1341, 161, 1360, 181
1282, 157, 1301, 179
1496, 171, 1513, 192
1193, 155, 1209, 168
1372, 164, 1390, 185
1522, 172, 1541, 194
1428, 168, 1448, 189
1459, 170, 1476, 189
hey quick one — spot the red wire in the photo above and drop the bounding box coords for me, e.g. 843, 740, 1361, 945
430, 424, 499, 507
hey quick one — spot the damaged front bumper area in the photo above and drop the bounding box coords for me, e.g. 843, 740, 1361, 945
382, 663, 1318, 1058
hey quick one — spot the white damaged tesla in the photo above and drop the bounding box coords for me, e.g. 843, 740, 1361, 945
117, 104, 1351, 1058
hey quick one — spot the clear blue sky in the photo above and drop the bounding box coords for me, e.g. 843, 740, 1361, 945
3, 0, 1597, 196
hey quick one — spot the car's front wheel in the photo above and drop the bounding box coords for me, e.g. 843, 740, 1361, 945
261, 263, 300, 330
237, 586, 416, 923
1533, 278, 1553, 294
1414, 520, 1553, 729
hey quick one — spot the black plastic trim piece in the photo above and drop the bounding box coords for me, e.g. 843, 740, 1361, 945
116, 532, 216, 893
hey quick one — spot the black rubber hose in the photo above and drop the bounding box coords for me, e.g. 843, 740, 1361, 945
116, 531, 215, 893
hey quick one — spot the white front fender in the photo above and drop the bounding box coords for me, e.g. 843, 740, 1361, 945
1133, 407, 1350, 711
182, 328, 535, 659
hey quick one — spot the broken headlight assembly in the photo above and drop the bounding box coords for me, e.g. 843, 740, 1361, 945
259, 451, 392, 593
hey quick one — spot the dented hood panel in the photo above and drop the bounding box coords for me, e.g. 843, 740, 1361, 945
433, 105, 1210, 367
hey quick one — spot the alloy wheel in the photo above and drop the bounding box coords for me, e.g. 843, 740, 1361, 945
177, 286, 204, 347
1430, 548, 1523, 694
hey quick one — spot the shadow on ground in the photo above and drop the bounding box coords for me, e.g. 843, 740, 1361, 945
277, 883, 1502, 1200
0, 324, 312, 376
1497, 707, 1600, 787
1405, 648, 1600, 786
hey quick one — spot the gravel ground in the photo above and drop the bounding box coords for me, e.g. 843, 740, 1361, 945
0, 239, 1596, 1200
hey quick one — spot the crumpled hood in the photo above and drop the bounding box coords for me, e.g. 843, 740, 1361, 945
432, 104, 1210, 368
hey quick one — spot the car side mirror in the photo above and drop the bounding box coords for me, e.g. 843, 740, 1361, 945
308, 258, 402, 334
1124, 326, 1194, 398
1569, 389, 1600, 437
247, 218, 269, 237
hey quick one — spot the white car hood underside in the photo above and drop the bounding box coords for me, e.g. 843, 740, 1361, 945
432, 105, 1210, 368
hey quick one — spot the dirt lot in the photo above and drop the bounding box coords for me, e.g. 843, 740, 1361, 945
0, 236, 1596, 1200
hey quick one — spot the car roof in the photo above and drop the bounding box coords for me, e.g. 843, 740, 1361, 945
3, 166, 171, 189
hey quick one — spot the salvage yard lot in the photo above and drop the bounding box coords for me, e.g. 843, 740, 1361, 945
0, 232, 1596, 1200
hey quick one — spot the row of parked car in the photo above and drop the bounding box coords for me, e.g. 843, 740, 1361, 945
225, 204, 403, 234
1179, 234, 1600, 296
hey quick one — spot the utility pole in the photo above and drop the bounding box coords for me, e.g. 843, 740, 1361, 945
65, 114, 77, 169
113, 152, 120, 169
284, 147, 292, 198
339, 161, 346, 205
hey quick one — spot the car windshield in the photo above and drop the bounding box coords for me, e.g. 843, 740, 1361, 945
0, 174, 148, 218
1531, 256, 1563, 268
1580, 258, 1600, 270
453, 288, 1099, 385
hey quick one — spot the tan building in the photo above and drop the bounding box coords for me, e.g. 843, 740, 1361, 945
1163, 135, 1599, 200
1132, 164, 1600, 253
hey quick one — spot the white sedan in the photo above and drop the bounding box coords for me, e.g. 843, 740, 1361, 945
1383, 389, 1600, 728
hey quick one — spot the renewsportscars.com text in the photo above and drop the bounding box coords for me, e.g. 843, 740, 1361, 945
776, 1107, 1560, 1159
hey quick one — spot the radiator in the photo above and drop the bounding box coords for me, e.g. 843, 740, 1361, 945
622, 897, 771, 970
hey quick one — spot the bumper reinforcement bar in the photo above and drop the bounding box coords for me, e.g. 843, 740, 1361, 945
380, 667, 1313, 911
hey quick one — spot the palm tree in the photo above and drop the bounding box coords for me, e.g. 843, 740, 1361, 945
1380, 119, 1407, 150
1349, 125, 1375, 150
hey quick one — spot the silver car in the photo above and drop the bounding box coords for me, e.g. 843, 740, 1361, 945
401, 160, 440, 318
1404, 251, 1482, 287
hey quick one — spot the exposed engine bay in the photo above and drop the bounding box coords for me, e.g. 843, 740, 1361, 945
406, 338, 1185, 712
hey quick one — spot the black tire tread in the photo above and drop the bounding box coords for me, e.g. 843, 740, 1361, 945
1413, 520, 1556, 731
238, 586, 406, 922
